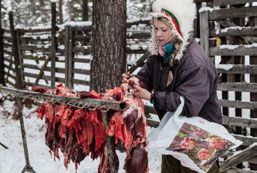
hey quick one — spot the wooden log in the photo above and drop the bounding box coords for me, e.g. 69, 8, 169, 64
9, 11, 35, 173
209, 7, 257, 20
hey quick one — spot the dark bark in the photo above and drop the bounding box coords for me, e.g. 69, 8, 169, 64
90, 0, 127, 92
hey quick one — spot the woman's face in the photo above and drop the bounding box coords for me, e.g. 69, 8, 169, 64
153, 18, 174, 46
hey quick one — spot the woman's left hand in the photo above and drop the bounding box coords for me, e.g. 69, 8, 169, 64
132, 85, 151, 100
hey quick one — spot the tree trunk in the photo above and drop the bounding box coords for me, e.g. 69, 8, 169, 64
90, 0, 127, 92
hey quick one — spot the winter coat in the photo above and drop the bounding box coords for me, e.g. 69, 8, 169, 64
137, 41, 222, 123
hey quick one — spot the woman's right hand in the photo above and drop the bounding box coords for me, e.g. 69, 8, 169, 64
122, 73, 139, 86
122, 72, 131, 83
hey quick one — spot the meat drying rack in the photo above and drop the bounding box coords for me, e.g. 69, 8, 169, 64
0, 85, 126, 173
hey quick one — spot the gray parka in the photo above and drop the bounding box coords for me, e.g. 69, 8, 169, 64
137, 41, 222, 123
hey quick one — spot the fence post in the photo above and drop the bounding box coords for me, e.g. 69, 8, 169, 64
65, 25, 74, 89
9, 11, 35, 173
199, 10, 209, 56
51, 2, 57, 88
0, 0, 4, 85
82, 0, 89, 21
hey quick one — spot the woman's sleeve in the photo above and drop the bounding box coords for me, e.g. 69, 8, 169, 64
153, 66, 213, 116
136, 56, 154, 91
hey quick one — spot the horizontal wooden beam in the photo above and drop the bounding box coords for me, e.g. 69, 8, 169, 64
222, 116, 257, 128
213, 0, 257, 6
217, 65, 257, 74
217, 83, 257, 93
220, 100, 257, 109
209, 7, 257, 20
210, 46, 257, 56
210, 27, 257, 37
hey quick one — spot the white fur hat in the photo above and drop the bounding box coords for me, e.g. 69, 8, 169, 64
149, 0, 196, 60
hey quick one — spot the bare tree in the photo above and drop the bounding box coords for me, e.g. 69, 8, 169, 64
90, 0, 127, 92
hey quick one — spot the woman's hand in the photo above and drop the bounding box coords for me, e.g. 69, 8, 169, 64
122, 73, 139, 85
122, 73, 130, 83
133, 85, 151, 100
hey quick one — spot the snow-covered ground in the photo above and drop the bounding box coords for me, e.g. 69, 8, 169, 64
0, 99, 161, 173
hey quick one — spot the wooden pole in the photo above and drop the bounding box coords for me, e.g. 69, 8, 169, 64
82, 0, 89, 21
101, 110, 119, 173
51, 2, 57, 88
9, 11, 35, 173
64, 26, 74, 89
200, 10, 209, 56
58, 0, 63, 24
0, 0, 4, 85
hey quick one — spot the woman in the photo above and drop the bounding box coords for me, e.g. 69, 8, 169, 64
123, 0, 221, 172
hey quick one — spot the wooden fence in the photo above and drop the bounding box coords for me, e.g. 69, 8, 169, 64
199, 0, 257, 172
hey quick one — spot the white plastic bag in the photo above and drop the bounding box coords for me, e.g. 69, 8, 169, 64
147, 97, 242, 173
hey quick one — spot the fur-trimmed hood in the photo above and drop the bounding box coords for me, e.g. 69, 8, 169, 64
149, 0, 196, 62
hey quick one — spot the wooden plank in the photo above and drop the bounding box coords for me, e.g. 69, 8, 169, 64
210, 27, 257, 37
217, 83, 257, 93
23, 72, 65, 82
128, 52, 150, 73
210, 46, 257, 56
72, 79, 90, 85
216, 65, 257, 74
34, 56, 51, 85
213, 0, 257, 6
127, 31, 151, 39
222, 116, 257, 128
18, 28, 51, 33
20, 45, 50, 52
223, 168, 257, 173
200, 10, 209, 56
20, 36, 51, 42
220, 143, 257, 172
209, 7, 257, 20
220, 100, 257, 110
233, 134, 257, 147
74, 58, 90, 63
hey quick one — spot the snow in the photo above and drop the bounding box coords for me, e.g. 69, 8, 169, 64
0, 100, 161, 173
215, 64, 233, 71
199, 7, 213, 13
219, 45, 239, 50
